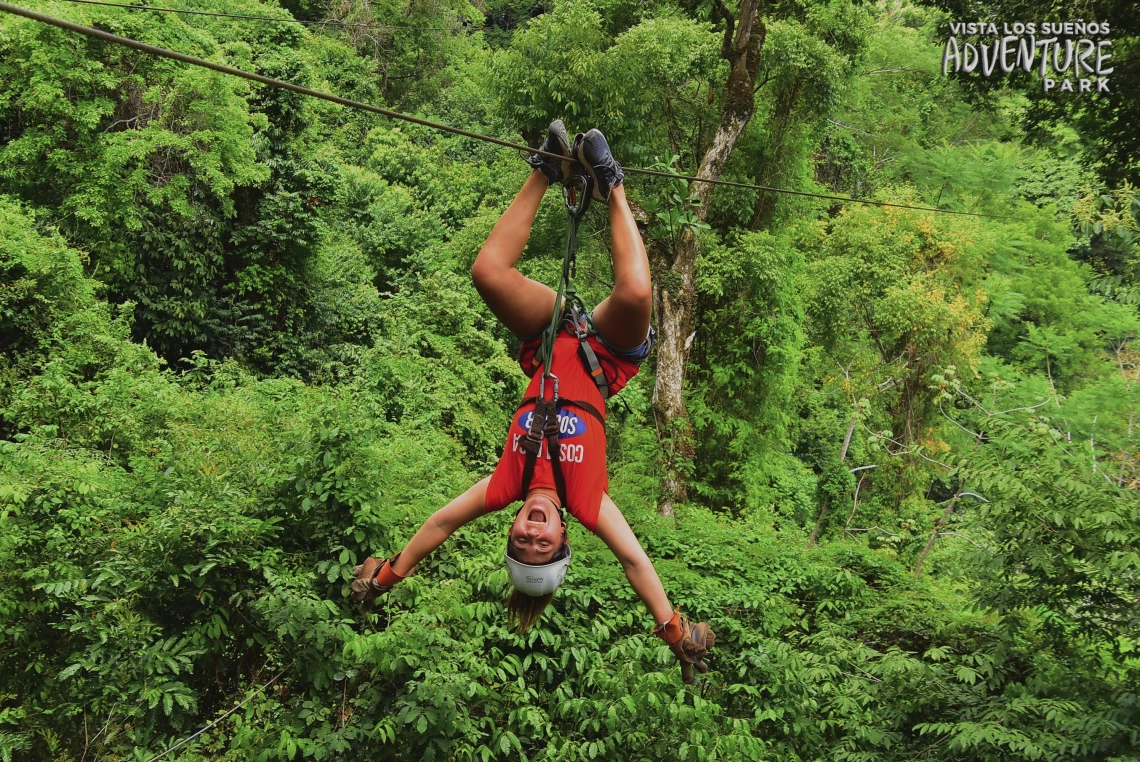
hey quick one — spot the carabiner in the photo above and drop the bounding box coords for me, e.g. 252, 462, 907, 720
538, 372, 560, 403
563, 174, 593, 221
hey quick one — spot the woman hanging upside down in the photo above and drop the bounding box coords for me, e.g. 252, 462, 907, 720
350, 122, 715, 683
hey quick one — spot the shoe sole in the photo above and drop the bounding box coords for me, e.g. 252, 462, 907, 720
547, 120, 572, 180
576, 131, 612, 201
549, 119, 571, 154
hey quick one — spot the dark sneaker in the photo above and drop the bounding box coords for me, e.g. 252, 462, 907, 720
525, 119, 573, 185
574, 128, 624, 202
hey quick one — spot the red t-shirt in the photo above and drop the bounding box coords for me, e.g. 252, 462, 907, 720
485, 325, 647, 533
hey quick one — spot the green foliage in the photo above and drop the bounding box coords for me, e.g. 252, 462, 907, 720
804, 200, 990, 453
919, 0, 1140, 186
689, 230, 805, 511
492, 0, 611, 132
643, 156, 712, 252
493, 0, 720, 162
963, 413, 1140, 644
0, 199, 92, 361
1, 0, 1139, 760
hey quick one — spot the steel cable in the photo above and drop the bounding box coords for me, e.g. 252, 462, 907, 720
53, 0, 481, 32
0, 2, 1015, 219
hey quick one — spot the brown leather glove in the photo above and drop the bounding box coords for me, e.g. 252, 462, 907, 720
350, 552, 411, 611
653, 609, 715, 684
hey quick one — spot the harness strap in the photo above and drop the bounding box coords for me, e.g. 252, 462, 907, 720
577, 338, 610, 401
564, 306, 611, 401
518, 396, 569, 508
518, 396, 606, 429
543, 407, 568, 507
518, 395, 547, 503
533, 315, 614, 400
519, 450, 538, 501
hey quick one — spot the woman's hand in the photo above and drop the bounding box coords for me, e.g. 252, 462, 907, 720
351, 553, 409, 611
654, 610, 716, 684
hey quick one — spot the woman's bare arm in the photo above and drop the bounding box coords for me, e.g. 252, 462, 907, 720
592, 494, 673, 624
389, 477, 491, 576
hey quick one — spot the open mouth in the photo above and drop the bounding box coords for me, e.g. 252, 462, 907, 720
528, 508, 547, 523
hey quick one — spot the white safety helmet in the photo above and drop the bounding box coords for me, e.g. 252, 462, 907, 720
504, 543, 571, 597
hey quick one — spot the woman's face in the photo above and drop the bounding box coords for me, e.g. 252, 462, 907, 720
509, 494, 565, 565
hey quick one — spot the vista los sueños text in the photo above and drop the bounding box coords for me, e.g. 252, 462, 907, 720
942, 21, 1113, 93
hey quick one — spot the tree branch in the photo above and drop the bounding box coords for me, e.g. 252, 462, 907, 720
712, 0, 736, 60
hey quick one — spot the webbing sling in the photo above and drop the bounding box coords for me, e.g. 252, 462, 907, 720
518, 386, 569, 506
519, 176, 597, 505
566, 305, 610, 402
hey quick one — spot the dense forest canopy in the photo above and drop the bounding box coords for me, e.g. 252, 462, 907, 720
0, 0, 1137, 759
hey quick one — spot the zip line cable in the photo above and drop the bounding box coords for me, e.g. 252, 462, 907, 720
624, 165, 1008, 217
1, 2, 554, 153
0, 2, 1013, 220
53, 0, 482, 32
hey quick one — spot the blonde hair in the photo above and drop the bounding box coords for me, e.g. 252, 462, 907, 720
505, 589, 554, 633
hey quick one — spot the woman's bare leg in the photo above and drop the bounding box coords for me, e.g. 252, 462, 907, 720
590, 185, 653, 350
593, 493, 673, 624
472, 171, 558, 338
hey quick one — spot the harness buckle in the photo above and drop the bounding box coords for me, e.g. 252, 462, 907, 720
565, 307, 587, 340
522, 375, 560, 457
520, 431, 544, 456
521, 396, 547, 456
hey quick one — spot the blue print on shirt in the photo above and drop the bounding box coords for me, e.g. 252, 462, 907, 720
517, 408, 586, 439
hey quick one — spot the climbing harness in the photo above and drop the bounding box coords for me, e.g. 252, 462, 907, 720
517, 174, 611, 507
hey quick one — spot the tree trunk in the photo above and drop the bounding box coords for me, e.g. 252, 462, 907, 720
653, 246, 696, 518
807, 412, 857, 548
652, 0, 766, 517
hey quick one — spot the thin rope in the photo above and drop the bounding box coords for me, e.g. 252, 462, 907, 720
0, 2, 1015, 220
623, 165, 1007, 217
144, 666, 289, 762
542, 184, 589, 377
52, 0, 481, 32
0, 2, 558, 154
